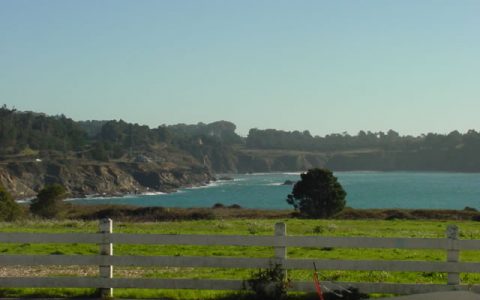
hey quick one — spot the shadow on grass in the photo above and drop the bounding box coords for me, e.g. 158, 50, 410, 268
0, 288, 97, 299
0, 288, 368, 300
217, 288, 369, 300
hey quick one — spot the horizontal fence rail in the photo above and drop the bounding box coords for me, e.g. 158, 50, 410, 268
1, 220, 480, 298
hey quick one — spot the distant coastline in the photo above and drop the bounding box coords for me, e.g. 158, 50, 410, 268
1, 107, 480, 200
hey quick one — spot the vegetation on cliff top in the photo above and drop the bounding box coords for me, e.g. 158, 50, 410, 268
2, 105, 480, 173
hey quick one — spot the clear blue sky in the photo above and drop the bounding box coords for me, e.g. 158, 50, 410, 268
1, 0, 479, 136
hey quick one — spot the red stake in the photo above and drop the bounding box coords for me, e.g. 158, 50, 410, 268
313, 262, 324, 300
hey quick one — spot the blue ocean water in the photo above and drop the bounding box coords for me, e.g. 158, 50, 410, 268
69, 172, 480, 210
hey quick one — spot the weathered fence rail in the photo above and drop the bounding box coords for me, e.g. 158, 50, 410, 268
1, 220, 480, 298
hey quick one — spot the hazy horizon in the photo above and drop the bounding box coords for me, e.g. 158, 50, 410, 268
2, 1, 479, 137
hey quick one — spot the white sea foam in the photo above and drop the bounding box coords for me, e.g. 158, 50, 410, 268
282, 172, 302, 175
66, 194, 137, 202
16, 198, 34, 204
142, 191, 166, 196
186, 181, 221, 190
66, 197, 110, 202
233, 178, 246, 181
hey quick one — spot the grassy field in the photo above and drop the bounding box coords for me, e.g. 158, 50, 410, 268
1, 218, 480, 299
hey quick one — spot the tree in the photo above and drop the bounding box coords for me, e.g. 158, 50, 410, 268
30, 184, 68, 218
91, 142, 109, 161
0, 185, 22, 221
286, 168, 346, 218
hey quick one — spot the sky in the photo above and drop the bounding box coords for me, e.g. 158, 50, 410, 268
1, 0, 479, 137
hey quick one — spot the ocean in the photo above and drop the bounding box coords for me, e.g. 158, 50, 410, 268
68, 172, 480, 210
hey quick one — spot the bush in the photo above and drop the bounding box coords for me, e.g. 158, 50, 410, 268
30, 184, 68, 218
0, 185, 22, 221
384, 209, 413, 220
287, 168, 346, 218
245, 263, 290, 300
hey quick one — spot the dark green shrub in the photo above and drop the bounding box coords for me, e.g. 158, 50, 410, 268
245, 263, 290, 300
213, 203, 225, 209
384, 210, 413, 220
189, 210, 216, 220
0, 185, 22, 221
472, 215, 480, 222
30, 184, 68, 218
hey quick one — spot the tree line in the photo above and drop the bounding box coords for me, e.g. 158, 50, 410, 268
0, 106, 87, 155
0, 106, 240, 164
246, 128, 480, 153
2, 105, 480, 172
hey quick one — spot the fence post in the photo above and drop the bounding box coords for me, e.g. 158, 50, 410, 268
446, 224, 459, 285
275, 222, 287, 278
99, 218, 113, 298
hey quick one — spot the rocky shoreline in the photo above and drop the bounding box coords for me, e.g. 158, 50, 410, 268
0, 160, 214, 200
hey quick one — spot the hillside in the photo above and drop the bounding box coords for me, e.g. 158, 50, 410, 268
1, 105, 480, 198
242, 128, 480, 172
0, 106, 214, 198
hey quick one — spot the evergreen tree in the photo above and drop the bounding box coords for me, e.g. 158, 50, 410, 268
30, 184, 68, 218
287, 168, 346, 218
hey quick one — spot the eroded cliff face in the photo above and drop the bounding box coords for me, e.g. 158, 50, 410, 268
232, 151, 328, 173
0, 160, 213, 199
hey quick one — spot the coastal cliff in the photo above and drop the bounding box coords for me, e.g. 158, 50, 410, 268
233, 150, 327, 173
0, 160, 213, 199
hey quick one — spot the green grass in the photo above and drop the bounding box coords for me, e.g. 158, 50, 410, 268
1, 219, 480, 299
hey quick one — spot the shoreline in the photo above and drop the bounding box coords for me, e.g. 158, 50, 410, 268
13, 170, 480, 201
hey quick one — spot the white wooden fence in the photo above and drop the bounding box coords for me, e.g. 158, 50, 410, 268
1, 219, 480, 298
